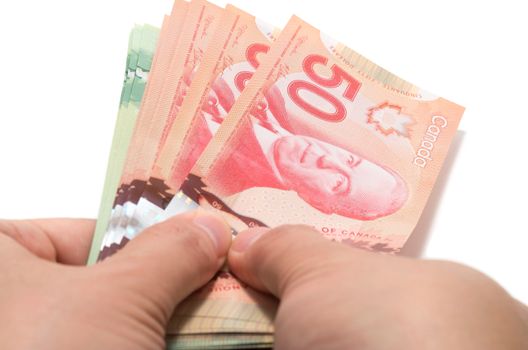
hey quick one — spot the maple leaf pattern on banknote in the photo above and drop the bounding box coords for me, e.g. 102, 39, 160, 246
367, 102, 414, 137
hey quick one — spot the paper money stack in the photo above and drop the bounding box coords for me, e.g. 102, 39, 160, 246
88, 1, 464, 348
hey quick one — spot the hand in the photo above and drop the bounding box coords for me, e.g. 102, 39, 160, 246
0, 212, 231, 350
229, 225, 528, 350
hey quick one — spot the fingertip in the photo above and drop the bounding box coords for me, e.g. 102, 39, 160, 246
227, 227, 273, 292
228, 225, 341, 297
192, 210, 232, 258
230, 227, 270, 254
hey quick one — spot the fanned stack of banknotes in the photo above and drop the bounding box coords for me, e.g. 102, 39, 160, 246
88, 0, 464, 348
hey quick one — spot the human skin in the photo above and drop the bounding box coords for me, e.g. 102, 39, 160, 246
0, 212, 231, 350
229, 225, 528, 350
1, 214, 527, 349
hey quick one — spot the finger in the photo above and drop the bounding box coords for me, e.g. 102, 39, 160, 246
0, 219, 94, 265
99, 210, 232, 322
228, 225, 378, 299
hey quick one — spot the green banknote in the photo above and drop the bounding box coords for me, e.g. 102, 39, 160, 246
87, 24, 159, 264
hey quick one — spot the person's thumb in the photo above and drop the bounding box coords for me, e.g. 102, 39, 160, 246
228, 225, 373, 298
97, 210, 231, 323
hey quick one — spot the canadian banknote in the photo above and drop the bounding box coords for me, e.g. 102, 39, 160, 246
88, 23, 159, 264
183, 15, 464, 248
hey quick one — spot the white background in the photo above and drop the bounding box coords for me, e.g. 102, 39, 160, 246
0, 0, 526, 304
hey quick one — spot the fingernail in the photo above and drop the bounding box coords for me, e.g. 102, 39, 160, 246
193, 211, 231, 256
231, 228, 270, 253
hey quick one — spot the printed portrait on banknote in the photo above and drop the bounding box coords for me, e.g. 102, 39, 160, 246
197, 63, 409, 221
